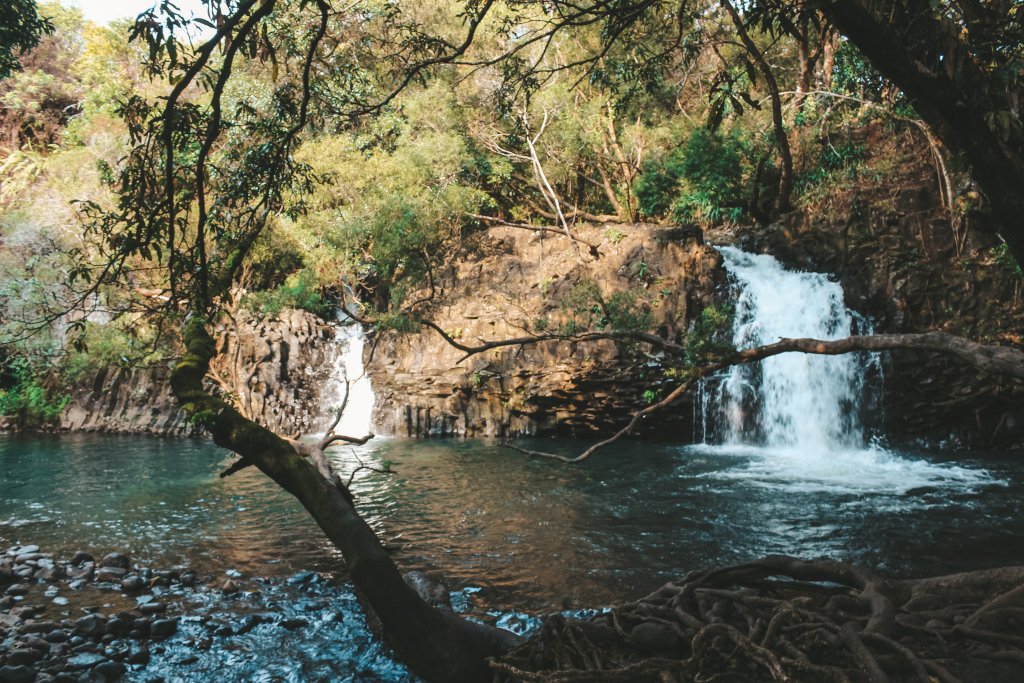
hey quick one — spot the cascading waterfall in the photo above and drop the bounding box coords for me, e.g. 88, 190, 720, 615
702, 246, 877, 451
691, 246, 996, 494
319, 310, 376, 438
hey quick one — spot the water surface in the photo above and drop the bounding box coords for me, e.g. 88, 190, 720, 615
2, 433, 1021, 613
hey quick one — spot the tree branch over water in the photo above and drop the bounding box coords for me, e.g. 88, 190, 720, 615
501, 332, 1024, 463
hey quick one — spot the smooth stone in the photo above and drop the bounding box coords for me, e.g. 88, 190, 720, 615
5, 648, 40, 665
127, 646, 149, 665
220, 579, 239, 594
19, 621, 57, 634
99, 554, 130, 570
66, 568, 93, 582
22, 635, 48, 650
45, 630, 68, 643
139, 603, 165, 615
73, 614, 107, 638
65, 652, 105, 669
52, 596, 69, 606
13, 546, 38, 555
69, 552, 94, 567
105, 618, 130, 637
120, 576, 144, 593
4, 584, 28, 596
93, 661, 124, 681
13, 553, 42, 564
0, 665, 35, 683
67, 580, 87, 591
37, 565, 66, 582
150, 619, 177, 638
95, 567, 128, 583
179, 571, 196, 586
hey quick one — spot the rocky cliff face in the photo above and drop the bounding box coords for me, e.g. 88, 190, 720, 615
60, 309, 341, 438
367, 223, 721, 438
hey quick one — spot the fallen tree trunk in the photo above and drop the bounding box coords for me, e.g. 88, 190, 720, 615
170, 319, 518, 683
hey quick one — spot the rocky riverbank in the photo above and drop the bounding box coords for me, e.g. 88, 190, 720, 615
0, 544, 415, 683
0, 545, 188, 682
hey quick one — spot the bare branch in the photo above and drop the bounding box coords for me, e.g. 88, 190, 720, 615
503, 332, 1024, 463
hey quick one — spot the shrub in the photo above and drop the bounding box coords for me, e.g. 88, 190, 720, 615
241, 269, 331, 318
0, 356, 69, 425
635, 129, 746, 224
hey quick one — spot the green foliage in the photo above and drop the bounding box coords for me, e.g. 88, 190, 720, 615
635, 129, 747, 224
604, 227, 625, 245
58, 322, 162, 385
604, 290, 653, 333
241, 269, 331, 319
991, 243, 1023, 278
375, 311, 418, 333
685, 303, 734, 364
0, 0, 54, 79
796, 141, 867, 195
0, 356, 68, 425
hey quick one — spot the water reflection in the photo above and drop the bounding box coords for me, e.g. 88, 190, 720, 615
2, 433, 1023, 614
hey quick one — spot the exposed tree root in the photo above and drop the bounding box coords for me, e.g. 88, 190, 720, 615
492, 556, 1024, 683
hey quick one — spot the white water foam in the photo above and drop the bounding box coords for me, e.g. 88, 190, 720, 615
689, 246, 998, 494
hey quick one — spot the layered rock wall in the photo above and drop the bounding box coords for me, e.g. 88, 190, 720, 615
368, 224, 721, 438
59, 309, 340, 437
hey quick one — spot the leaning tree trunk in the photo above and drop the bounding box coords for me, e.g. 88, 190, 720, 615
170, 319, 518, 683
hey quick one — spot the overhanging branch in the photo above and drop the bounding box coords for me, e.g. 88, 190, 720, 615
503, 331, 1024, 463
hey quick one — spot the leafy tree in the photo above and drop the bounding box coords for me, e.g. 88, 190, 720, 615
0, 0, 53, 79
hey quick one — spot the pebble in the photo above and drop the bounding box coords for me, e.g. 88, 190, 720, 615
69, 551, 94, 566
93, 660, 125, 681
95, 567, 128, 583
73, 614, 107, 638
6, 648, 40, 665
121, 575, 145, 592
0, 665, 35, 683
150, 619, 178, 638
99, 553, 131, 570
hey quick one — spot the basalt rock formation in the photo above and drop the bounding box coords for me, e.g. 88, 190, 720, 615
368, 223, 722, 438
59, 309, 340, 437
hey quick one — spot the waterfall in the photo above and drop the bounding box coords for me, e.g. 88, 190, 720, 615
319, 311, 376, 438
690, 246, 997, 495
701, 246, 877, 452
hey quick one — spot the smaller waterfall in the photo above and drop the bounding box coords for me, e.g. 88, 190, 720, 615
319, 311, 376, 438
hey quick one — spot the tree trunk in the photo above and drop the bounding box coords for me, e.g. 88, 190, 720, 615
722, 0, 794, 214
818, 0, 1024, 265
170, 319, 518, 683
